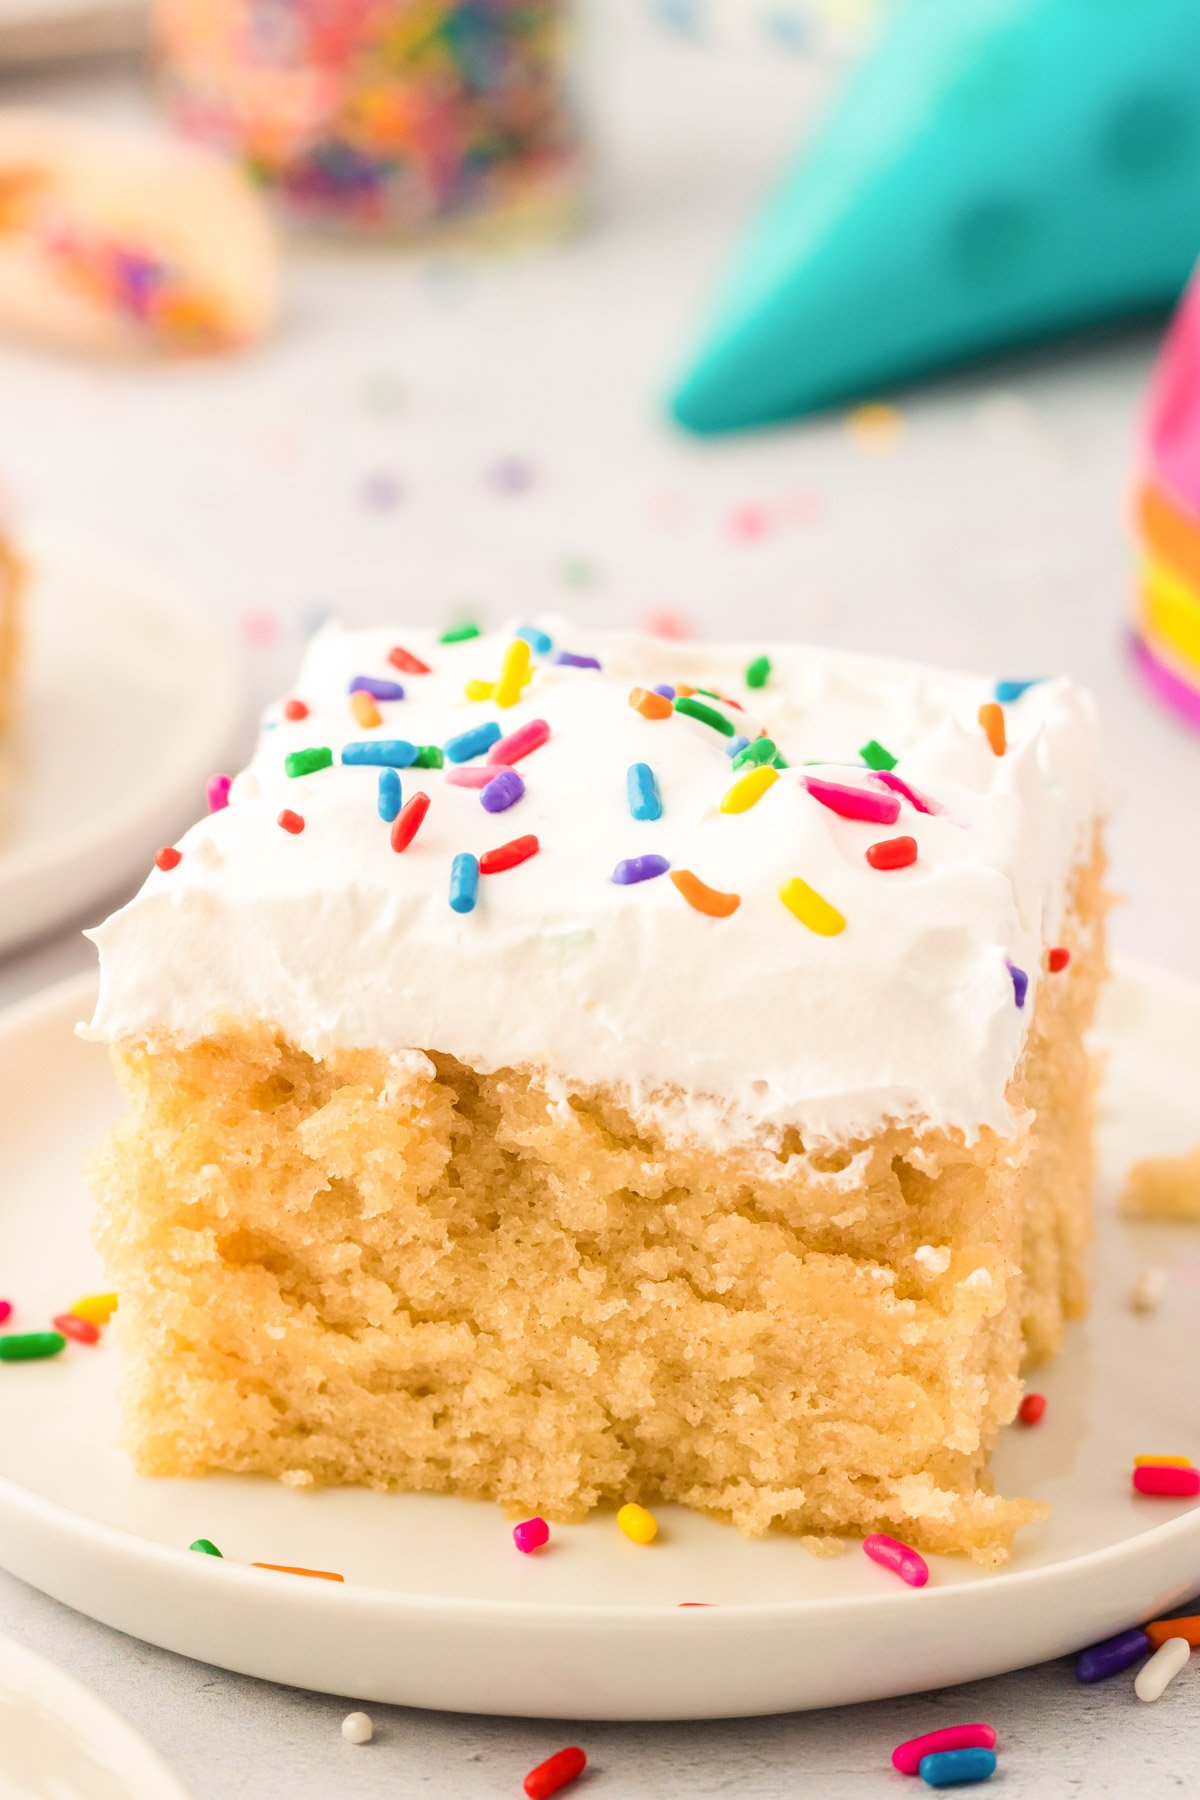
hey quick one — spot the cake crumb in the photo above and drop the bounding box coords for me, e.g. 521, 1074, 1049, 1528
1121, 1145, 1200, 1222
913, 1246, 951, 1275
800, 1534, 847, 1559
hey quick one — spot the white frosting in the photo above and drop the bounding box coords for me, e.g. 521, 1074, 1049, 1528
85, 623, 1103, 1150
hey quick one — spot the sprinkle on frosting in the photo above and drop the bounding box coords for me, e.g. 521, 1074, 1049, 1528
721, 765, 777, 813
377, 770, 402, 822
629, 687, 672, 721
866, 836, 917, 871
779, 878, 845, 936
206, 773, 231, 813
390, 792, 430, 851
465, 680, 495, 702
995, 678, 1042, 703
1048, 947, 1070, 973
495, 638, 533, 709
1007, 960, 1029, 1008
517, 626, 553, 656
674, 695, 735, 737
285, 747, 332, 778
277, 809, 304, 833
745, 655, 770, 690
613, 854, 670, 885
449, 853, 480, 914
489, 719, 551, 765
414, 746, 444, 769
154, 846, 181, 871
627, 763, 662, 822
283, 698, 309, 721
979, 702, 1007, 757
439, 622, 481, 644
350, 690, 383, 729
804, 776, 900, 825
554, 651, 602, 670
481, 769, 525, 813
341, 739, 417, 767
445, 722, 503, 764
859, 738, 897, 771
732, 737, 776, 771
388, 645, 431, 675
480, 834, 539, 874
872, 769, 940, 815
349, 676, 404, 702
670, 869, 741, 918
445, 766, 495, 789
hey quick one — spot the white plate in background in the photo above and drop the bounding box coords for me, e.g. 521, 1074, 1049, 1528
0, 961, 1195, 1721
0, 1629, 189, 1799
0, 530, 241, 959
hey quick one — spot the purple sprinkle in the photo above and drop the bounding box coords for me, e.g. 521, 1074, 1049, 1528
652, 684, 676, 699
487, 455, 535, 495
361, 471, 403, 511
481, 769, 525, 813
349, 676, 404, 702
1008, 959, 1029, 1008
612, 854, 671, 885
554, 651, 602, 671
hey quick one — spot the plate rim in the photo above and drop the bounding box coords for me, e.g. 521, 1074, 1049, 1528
2, 959, 1198, 1633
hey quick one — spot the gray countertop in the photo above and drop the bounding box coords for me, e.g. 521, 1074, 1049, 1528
1, 6, 1199, 1792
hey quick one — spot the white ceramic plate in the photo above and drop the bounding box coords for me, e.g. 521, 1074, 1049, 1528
0, 1629, 189, 1799
0, 961, 1196, 1722
0, 531, 241, 959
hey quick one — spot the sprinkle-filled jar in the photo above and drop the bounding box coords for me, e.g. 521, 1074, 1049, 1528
154, 0, 581, 240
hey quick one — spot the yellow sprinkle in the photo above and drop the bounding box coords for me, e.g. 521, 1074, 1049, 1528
350, 690, 382, 729
617, 1502, 658, 1545
720, 765, 778, 814
1134, 1455, 1194, 1469
464, 679, 495, 702
494, 638, 532, 709
846, 401, 904, 453
779, 878, 845, 936
71, 1291, 117, 1325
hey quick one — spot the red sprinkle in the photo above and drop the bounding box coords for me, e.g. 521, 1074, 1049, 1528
283, 698, 309, 720
1018, 1393, 1046, 1426
866, 835, 918, 871
390, 791, 430, 852
892, 1724, 997, 1776
388, 645, 431, 675
277, 809, 305, 834
53, 1312, 99, 1345
1048, 946, 1070, 973
480, 834, 539, 875
1134, 1465, 1200, 1498
154, 847, 182, 871
524, 1747, 586, 1799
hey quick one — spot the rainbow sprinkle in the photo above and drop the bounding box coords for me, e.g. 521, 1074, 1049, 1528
779, 878, 845, 936
495, 638, 533, 709
554, 651, 602, 670
745, 654, 771, 690
342, 740, 418, 768
449, 853, 480, 914
612, 854, 670, 885
804, 776, 900, 825
859, 739, 897, 771
350, 690, 383, 729
627, 763, 662, 822
206, 773, 231, 812
872, 770, 940, 815
414, 746, 444, 769
674, 696, 735, 737
995, 678, 1042, 703
489, 719, 551, 765
439, 622, 481, 644
285, 747, 332, 778
445, 722, 502, 764
377, 770, 402, 822
1007, 960, 1029, 1008
516, 626, 553, 656
482, 769, 525, 813
349, 676, 404, 702
978, 702, 1007, 756
629, 686, 672, 720
720, 766, 777, 813
670, 869, 740, 918
732, 738, 776, 771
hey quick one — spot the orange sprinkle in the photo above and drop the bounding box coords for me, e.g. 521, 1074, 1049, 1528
979, 701, 1006, 756
629, 686, 673, 720
1146, 1615, 1200, 1649
252, 1563, 345, 1582
1134, 1455, 1194, 1468
670, 869, 741, 918
351, 690, 382, 729
675, 683, 696, 698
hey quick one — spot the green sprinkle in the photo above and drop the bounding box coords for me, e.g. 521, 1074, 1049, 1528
772, 753, 789, 770
439, 621, 481, 644
284, 747, 332, 779
675, 696, 735, 737
732, 737, 777, 770
0, 1332, 65, 1361
745, 655, 771, 690
414, 745, 444, 769
695, 687, 722, 700
190, 1538, 223, 1557
860, 738, 897, 771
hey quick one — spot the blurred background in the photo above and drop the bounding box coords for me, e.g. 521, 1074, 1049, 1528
0, 0, 1194, 985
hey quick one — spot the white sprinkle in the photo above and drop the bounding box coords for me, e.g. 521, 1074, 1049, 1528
1131, 1267, 1166, 1313
341, 1711, 373, 1744
1135, 1637, 1190, 1703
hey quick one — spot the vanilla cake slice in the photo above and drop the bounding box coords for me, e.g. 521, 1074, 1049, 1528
85, 625, 1106, 1566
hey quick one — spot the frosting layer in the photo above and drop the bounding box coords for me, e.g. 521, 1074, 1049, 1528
86, 624, 1103, 1148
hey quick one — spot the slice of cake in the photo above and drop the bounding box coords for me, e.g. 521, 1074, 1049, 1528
84, 626, 1106, 1566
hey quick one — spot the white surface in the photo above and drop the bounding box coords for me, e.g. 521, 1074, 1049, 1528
0, 5, 1197, 1791
87, 621, 1103, 1151
0, 531, 240, 958
0, 1630, 189, 1800
0, 960, 1197, 1723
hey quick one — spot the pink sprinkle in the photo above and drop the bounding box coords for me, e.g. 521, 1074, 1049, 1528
892, 1724, 997, 1775
0, 1300, 11, 1325
637, 607, 692, 640
206, 773, 232, 813
445, 766, 496, 789
487, 718, 551, 765
871, 770, 941, 816
513, 1517, 549, 1554
863, 1533, 929, 1588
240, 609, 277, 647
1133, 1465, 1200, 1498
728, 503, 770, 542
804, 776, 900, 825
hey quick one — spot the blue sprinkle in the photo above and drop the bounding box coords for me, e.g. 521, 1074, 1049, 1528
341, 740, 418, 767
444, 721, 502, 764
554, 651, 602, 670
449, 852, 480, 914
481, 768, 525, 813
377, 769, 402, 821
726, 734, 750, 759
1076, 1628, 1151, 1683
627, 762, 662, 822
612, 854, 671, 886
349, 676, 405, 701
994, 677, 1044, 704
918, 1747, 997, 1788
1007, 959, 1029, 1009
515, 625, 553, 656
652, 684, 676, 699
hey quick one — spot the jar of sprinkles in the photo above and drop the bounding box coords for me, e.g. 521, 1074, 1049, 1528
153, 0, 581, 239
